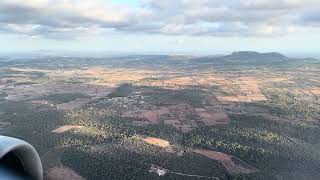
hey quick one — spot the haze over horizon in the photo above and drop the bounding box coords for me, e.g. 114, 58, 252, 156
0, 0, 319, 55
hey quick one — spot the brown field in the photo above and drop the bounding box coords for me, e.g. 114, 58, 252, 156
192, 149, 257, 174
216, 96, 239, 102
309, 88, 320, 95
61, 67, 156, 86
200, 112, 230, 126
142, 111, 160, 124
202, 76, 269, 103
250, 95, 268, 101
216, 95, 267, 103
301, 88, 318, 96
236, 96, 253, 102
197, 106, 230, 126
143, 137, 170, 148
148, 77, 196, 89
7, 67, 154, 88
266, 77, 291, 83
122, 101, 229, 131
52, 126, 84, 134
122, 107, 170, 124
195, 75, 226, 86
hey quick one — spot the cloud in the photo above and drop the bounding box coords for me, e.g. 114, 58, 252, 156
0, 0, 318, 39
299, 8, 320, 26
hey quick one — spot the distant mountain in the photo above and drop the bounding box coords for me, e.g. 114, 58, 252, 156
222, 51, 289, 61
190, 51, 294, 65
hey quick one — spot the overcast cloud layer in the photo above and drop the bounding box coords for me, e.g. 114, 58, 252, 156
0, 0, 319, 39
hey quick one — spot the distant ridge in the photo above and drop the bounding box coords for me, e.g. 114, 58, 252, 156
190, 51, 294, 64
222, 51, 289, 61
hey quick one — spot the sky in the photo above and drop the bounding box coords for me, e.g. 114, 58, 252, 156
0, 0, 319, 55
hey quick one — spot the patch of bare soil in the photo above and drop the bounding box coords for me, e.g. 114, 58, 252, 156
143, 137, 171, 148
52, 125, 84, 134
47, 165, 85, 180
125, 103, 228, 131
192, 149, 257, 174
250, 95, 268, 101
236, 96, 253, 103
212, 76, 268, 103
84, 68, 154, 86
266, 77, 290, 83
142, 111, 161, 124
149, 77, 196, 89
31, 100, 50, 105
217, 95, 267, 103
10, 68, 51, 73
195, 108, 206, 112
216, 96, 239, 102
309, 88, 320, 95
122, 107, 170, 124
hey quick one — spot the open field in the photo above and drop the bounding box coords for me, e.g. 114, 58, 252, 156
0, 53, 319, 180
52, 126, 84, 134
143, 137, 171, 148
192, 149, 257, 174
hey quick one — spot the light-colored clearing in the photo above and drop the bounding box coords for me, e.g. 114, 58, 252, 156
309, 88, 320, 95
193, 149, 257, 174
52, 125, 84, 134
216, 96, 239, 102
31, 100, 50, 105
47, 165, 85, 180
149, 77, 195, 88
195, 108, 206, 112
122, 107, 170, 124
143, 137, 170, 148
217, 95, 267, 103
266, 77, 290, 82
250, 95, 268, 101
236, 96, 252, 103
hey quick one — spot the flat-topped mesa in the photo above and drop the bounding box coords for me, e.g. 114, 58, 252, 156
225, 51, 288, 61
190, 51, 291, 64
